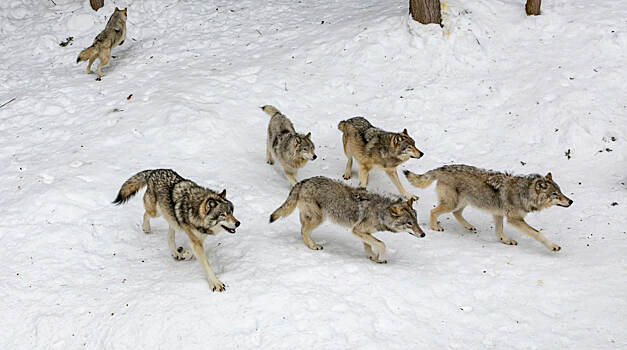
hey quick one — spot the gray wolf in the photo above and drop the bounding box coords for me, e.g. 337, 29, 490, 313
269, 176, 425, 263
77, 7, 127, 80
263, 105, 317, 186
113, 169, 240, 292
338, 117, 423, 199
404, 164, 573, 251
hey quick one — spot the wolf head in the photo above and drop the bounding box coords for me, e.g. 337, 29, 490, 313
200, 190, 240, 234
530, 173, 573, 210
384, 198, 425, 238
293, 132, 317, 161
114, 7, 128, 18
391, 129, 423, 160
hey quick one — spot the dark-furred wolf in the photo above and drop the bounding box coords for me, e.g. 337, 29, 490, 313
113, 169, 240, 292
269, 176, 425, 263
404, 164, 573, 251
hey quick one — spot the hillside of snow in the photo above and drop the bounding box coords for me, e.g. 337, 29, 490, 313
0, 0, 625, 348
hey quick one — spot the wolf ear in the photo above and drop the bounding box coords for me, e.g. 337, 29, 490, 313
545, 172, 552, 181
218, 189, 226, 199
305, 132, 311, 139
407, 197, 416, 207
115, 7, 120, 10
123, 8, 127, 14
389, 205, 402, 217
401, 128, 408, 136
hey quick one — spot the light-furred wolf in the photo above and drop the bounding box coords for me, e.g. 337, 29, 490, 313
262, 105, 317, 187
269, 176, 425, 263
76, 7, 127, 80
113, 169, 240, 292
338, 117, 423, 200
404, 164, 573, 251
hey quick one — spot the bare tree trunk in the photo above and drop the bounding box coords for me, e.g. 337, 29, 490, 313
525, 0, 541, 15
409, 0, 442, 25
90, 0, 104, 11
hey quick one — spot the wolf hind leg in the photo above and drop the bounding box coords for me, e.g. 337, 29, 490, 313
299, 208, 323, 250
168, 227, 193, 260
493, 215, 517, 245
430, 182, 458, 231
453, 206, 476, 232
343, 157, 353, 180
266, 137, 274, 165
86, 57, 96, 74
142, 191, 158, 233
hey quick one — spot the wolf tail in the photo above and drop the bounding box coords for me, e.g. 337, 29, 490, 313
261, 105, 281, 117
269, 182, 302, 223
113, 170, 152, 205
76, 45, 98, 63
403, 169, 438, 188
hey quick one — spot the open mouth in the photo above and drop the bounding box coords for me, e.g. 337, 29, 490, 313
221, 225, 236, 233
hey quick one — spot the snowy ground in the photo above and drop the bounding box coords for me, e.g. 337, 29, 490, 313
1, 0, 626, 348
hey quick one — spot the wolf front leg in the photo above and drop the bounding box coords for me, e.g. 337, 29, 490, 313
185, 229, 226, 292
352, 228, 386, 263
508, 218, 560, 251
384, 168, 416, 200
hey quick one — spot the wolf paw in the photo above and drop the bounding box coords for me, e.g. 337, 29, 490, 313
142, 224, 151, 234
368, 256, 387, 264
549, 244, 561, 252
343, 173, 351, 180
465, 225, 477, 232
266, 159, 274, 165
210, 280, 226, 292
95, 77, 102, 81
499, 237, 518, 245
430, 222, 444, 232
172, 246, 194, 261
307, 244, 323, 250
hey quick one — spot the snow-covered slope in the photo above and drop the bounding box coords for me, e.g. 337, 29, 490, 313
1, 0, 625, 348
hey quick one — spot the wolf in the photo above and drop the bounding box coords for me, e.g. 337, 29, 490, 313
76, 7, 127, 80
113, 169, 240, 292
269, 176, 425, 263
404, 164, 573, 251
338, 117, 423, 200
262, 105, 317, 187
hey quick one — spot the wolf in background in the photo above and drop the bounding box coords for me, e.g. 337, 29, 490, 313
113, 169, 240, 292
263, 105, 317, 186
338, 117, 423, 199
77, 7, 127, 80
404, 164, 572, 251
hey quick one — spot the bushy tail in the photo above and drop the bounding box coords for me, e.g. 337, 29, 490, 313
113, 170, 152, 205
76, 45, 98, 63
403, 169, 438, 188
261, 105, 281, 117
269, 182, 302, 223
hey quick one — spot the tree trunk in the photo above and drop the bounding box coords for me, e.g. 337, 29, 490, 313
525, 0, 541, 16
409, 0, 442, 26
90, 0, 104, 11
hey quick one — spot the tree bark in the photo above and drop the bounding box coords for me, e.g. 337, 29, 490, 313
90, 0, 104, 11
525, 0, 541, 16
409, 0, 442, 25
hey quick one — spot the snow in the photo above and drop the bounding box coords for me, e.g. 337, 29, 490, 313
1, 0, 626, 348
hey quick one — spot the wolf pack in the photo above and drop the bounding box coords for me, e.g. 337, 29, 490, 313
82, 8, 573, 292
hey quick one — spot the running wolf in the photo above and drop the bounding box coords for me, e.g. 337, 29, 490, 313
263, 105, 317, 186
77, 7, 127, 80
269, 176, 425, 263
404, 165, 573, 251
338, 117, 423, 199
113, 169, 240, 292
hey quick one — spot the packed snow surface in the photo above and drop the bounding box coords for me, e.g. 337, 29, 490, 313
1, 0, 626, 348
